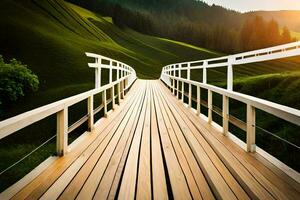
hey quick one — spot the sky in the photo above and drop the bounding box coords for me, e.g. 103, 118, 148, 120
202, 0, 300, 13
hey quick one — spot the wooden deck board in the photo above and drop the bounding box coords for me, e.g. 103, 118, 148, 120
154, 81, 242, 200
157, 80, 300, 200
4, 80, 300, 200
152, 83, 202, 200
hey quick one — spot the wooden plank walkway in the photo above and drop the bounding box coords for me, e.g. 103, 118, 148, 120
4, 80, 300, 200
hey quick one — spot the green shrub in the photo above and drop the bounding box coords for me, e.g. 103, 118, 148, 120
0, 56, 39, 105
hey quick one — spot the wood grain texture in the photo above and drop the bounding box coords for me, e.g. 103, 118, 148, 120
4, 80, 300, 200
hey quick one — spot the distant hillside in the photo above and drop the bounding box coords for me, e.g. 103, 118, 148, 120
67, 0, 297, 54
245, 10, 300, 32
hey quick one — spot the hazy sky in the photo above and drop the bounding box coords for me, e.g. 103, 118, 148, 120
202, 0, 300, 13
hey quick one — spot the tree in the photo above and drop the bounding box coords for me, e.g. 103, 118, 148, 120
281, 26, 292, 44
0, 56, 39, 105
240, 19, 254, 51
266, 19, 281, 46
250, 16, 267, 50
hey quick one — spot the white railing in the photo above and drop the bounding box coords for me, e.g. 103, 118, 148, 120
162, 41, 300, 91
0, 53, 137, 156
160, 42, 300, 152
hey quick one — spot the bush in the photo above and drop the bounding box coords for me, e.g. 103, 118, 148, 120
0, 56, 39, 105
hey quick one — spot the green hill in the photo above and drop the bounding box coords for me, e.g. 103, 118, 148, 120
0, 0, 299, 117
0, 0, 219, 119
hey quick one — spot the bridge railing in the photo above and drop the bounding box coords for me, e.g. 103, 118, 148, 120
160, 42, 300, 153
0, 53, 137, 157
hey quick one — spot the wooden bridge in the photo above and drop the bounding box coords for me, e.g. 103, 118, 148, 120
1, 42, 300, 199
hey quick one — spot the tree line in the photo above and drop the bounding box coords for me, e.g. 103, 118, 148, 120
66, 0, 296, 54
111, 5, 295, 53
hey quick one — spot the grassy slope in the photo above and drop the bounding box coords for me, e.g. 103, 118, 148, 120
0, 0, 220, 119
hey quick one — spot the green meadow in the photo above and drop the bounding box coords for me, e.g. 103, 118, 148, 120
0, 0, 299, 192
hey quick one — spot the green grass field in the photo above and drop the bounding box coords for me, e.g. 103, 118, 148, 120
0, 0, 299, 192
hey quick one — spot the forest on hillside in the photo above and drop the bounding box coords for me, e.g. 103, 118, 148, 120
67, 0, 296, 54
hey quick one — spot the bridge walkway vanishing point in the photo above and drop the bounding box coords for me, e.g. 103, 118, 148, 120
1, 42, 300, 199
0, 80, 299, 200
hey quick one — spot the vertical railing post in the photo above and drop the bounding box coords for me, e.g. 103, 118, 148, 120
187, 63, 192, 108
117, 68, 121, 104
56, 108, 68, 156
227, 56, 234, 91
109, 61, 112, 84
103, 90, 107, 117
121, 80, 124, 99
203, 61, 207, 84
172, 65, 175, 95
177, 64, 181, 99
197, 85, 201, 116
88, 95, 94, 132
95, 58, 101, 89
222, 95, 229, 136
247, 104, 256, 152
121, 66, 125, 99
181, 64, 184, 102
109, 62, 115, 110
208, 90, 212, 123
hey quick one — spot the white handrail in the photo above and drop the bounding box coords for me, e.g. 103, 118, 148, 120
0, 53, 137, 156
160, 42, 300, 153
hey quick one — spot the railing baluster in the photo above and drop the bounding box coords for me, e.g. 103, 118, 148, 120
227, 56, 234, 91
117, 68, 121, 104
247, 104, 256, 152
95, 58, 101, 89
57, 108, 68, 156
88, 95, 94, 131
188, 63, 192, 108
181, 65, 184, 102
112, 86, 115, 110
172, 65, 175, 95
121, 80, 124, 99
222, 95, 229, 136
109, 62, 115, 109
203, 61, 207, 84
103, 90, 107, 117
177, 65, 180, 99
197, 85, 201, 116
181, 82, 184, 102
208, 90, 212, 123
